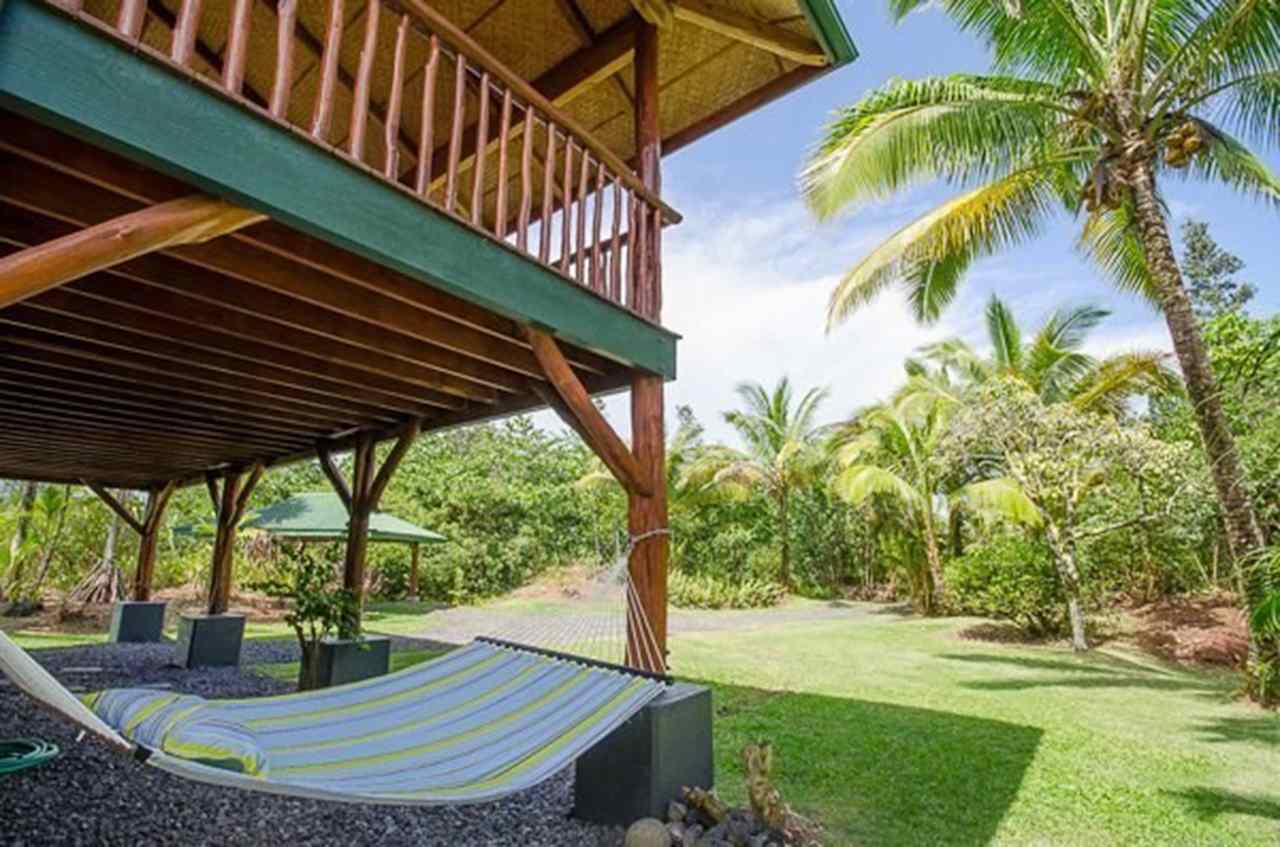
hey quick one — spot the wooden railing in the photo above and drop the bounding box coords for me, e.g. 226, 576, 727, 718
45, 0, 677, 322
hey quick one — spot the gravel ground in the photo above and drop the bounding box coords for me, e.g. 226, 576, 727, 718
0, 640, 624, 847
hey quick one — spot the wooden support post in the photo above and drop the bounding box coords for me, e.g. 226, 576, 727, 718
319, 421, 419, 613
134, 482, 177, 600
83, 480, 177, 601
205, 464, 264, 615
627, 21, 669, 674
0, 195, 264, 310
409, 543, 421, 599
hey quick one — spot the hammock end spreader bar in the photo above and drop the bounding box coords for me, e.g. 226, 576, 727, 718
476, 636, 674, 685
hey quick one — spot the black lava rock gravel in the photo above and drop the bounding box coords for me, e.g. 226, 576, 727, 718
0, 640, 624, 847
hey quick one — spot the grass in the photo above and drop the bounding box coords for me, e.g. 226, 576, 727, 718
10, 600, 1278, 845
674, 614, 1279, 847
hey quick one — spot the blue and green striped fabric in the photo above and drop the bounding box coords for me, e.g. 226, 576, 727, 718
85, 641, 665, 805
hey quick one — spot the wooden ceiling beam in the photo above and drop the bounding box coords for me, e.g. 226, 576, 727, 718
0, 324, 401, 424
0, 365, 329, 440
0, 344, 364, 430
0, 193, 263, 311
0, 384, 311, 450
0, 305, 447, 420
670, 0, 828, 67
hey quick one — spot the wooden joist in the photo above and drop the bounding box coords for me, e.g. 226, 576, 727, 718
0, 194, 263, 310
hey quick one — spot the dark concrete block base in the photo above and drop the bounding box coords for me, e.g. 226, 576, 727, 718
109, 601, 167, 643
316, 635, 391, 688
574, 682, 714, 826
173, 614, 245, 668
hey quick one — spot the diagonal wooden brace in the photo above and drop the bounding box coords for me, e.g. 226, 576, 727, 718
0, 194, 265, 309
524, 327, 653, 498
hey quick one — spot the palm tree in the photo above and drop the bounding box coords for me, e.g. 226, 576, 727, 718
686, 378, 830, 589
913, 295, 1179, 414
801, 0, 1276, 566
832, 394, 1035, 612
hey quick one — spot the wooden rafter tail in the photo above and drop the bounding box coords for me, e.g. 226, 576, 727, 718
670, 0, 828, 67
0, 195, 264, 311
523, 327, 652, 498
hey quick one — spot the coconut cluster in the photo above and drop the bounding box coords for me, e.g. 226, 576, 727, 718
1164, 120, 1205, 169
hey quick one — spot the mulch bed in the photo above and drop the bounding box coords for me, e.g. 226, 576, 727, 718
0, 639, 623, 847
1126, 592, 1249, 667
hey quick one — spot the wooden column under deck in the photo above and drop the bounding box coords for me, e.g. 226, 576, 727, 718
320, 420, 419, 612
205, 463, 264, 615
627, 21, 669, 673
84, 480, 177, 600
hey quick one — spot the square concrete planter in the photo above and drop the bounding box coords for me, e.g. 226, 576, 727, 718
574, 682, 714, 825
173, 614, 245, 668
109, 601, 167, 643
314, 635, 391, 688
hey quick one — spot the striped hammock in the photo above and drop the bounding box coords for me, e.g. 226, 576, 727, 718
0, 633, 665, 805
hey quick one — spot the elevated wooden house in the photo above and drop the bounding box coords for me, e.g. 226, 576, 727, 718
0, 0, 854, 669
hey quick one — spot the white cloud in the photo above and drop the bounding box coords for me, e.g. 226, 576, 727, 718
570, 194, 964, 443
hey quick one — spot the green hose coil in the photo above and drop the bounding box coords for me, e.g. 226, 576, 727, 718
0, 738, 60, 775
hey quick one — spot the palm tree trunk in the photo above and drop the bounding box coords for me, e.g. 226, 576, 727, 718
921, 516, 945, 613
778, 487, 792, 591
1129, 161, 1264, 560
1129, 159, 1272, 687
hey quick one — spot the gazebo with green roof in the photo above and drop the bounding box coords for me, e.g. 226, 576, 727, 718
243, 493, 445, 599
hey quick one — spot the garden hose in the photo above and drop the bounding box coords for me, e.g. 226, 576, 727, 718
0, 738, 60, 775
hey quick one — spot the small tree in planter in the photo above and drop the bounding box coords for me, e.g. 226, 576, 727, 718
251, 543, 359, 691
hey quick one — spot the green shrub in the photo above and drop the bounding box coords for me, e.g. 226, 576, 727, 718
946, 536, 1066, 636
668, 570, 785, 610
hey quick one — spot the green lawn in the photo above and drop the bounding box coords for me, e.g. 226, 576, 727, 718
675, 614, 1278, 847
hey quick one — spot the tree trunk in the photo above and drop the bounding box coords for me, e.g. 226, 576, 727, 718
298, 640, 322, 691
1129, 157, 1269, 680
921, 515, 946, 613
5, 481, 39, 599
1129, 160, 1264, 560
1044, 526, 1088, 651
778, 486, 791, 591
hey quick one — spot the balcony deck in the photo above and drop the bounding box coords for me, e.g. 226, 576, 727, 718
0, 0, 687, 488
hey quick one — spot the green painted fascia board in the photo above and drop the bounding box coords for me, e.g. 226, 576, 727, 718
0, 0, 677, 379
798, 0, 857, 67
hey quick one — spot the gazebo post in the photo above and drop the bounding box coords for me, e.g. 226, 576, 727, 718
175, 463, 263, 668
409, 543, 421, 601
83, 480, 177, 642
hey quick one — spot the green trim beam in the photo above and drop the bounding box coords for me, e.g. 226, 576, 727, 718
0, 0, 678, 378
797, 0, 857, 67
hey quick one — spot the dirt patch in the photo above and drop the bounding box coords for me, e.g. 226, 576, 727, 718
1126, 593, 1248, 668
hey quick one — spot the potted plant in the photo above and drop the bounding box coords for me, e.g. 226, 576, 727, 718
251, 543, 388, 690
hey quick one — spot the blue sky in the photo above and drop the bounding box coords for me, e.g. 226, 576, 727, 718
589, 1, 1280, 443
